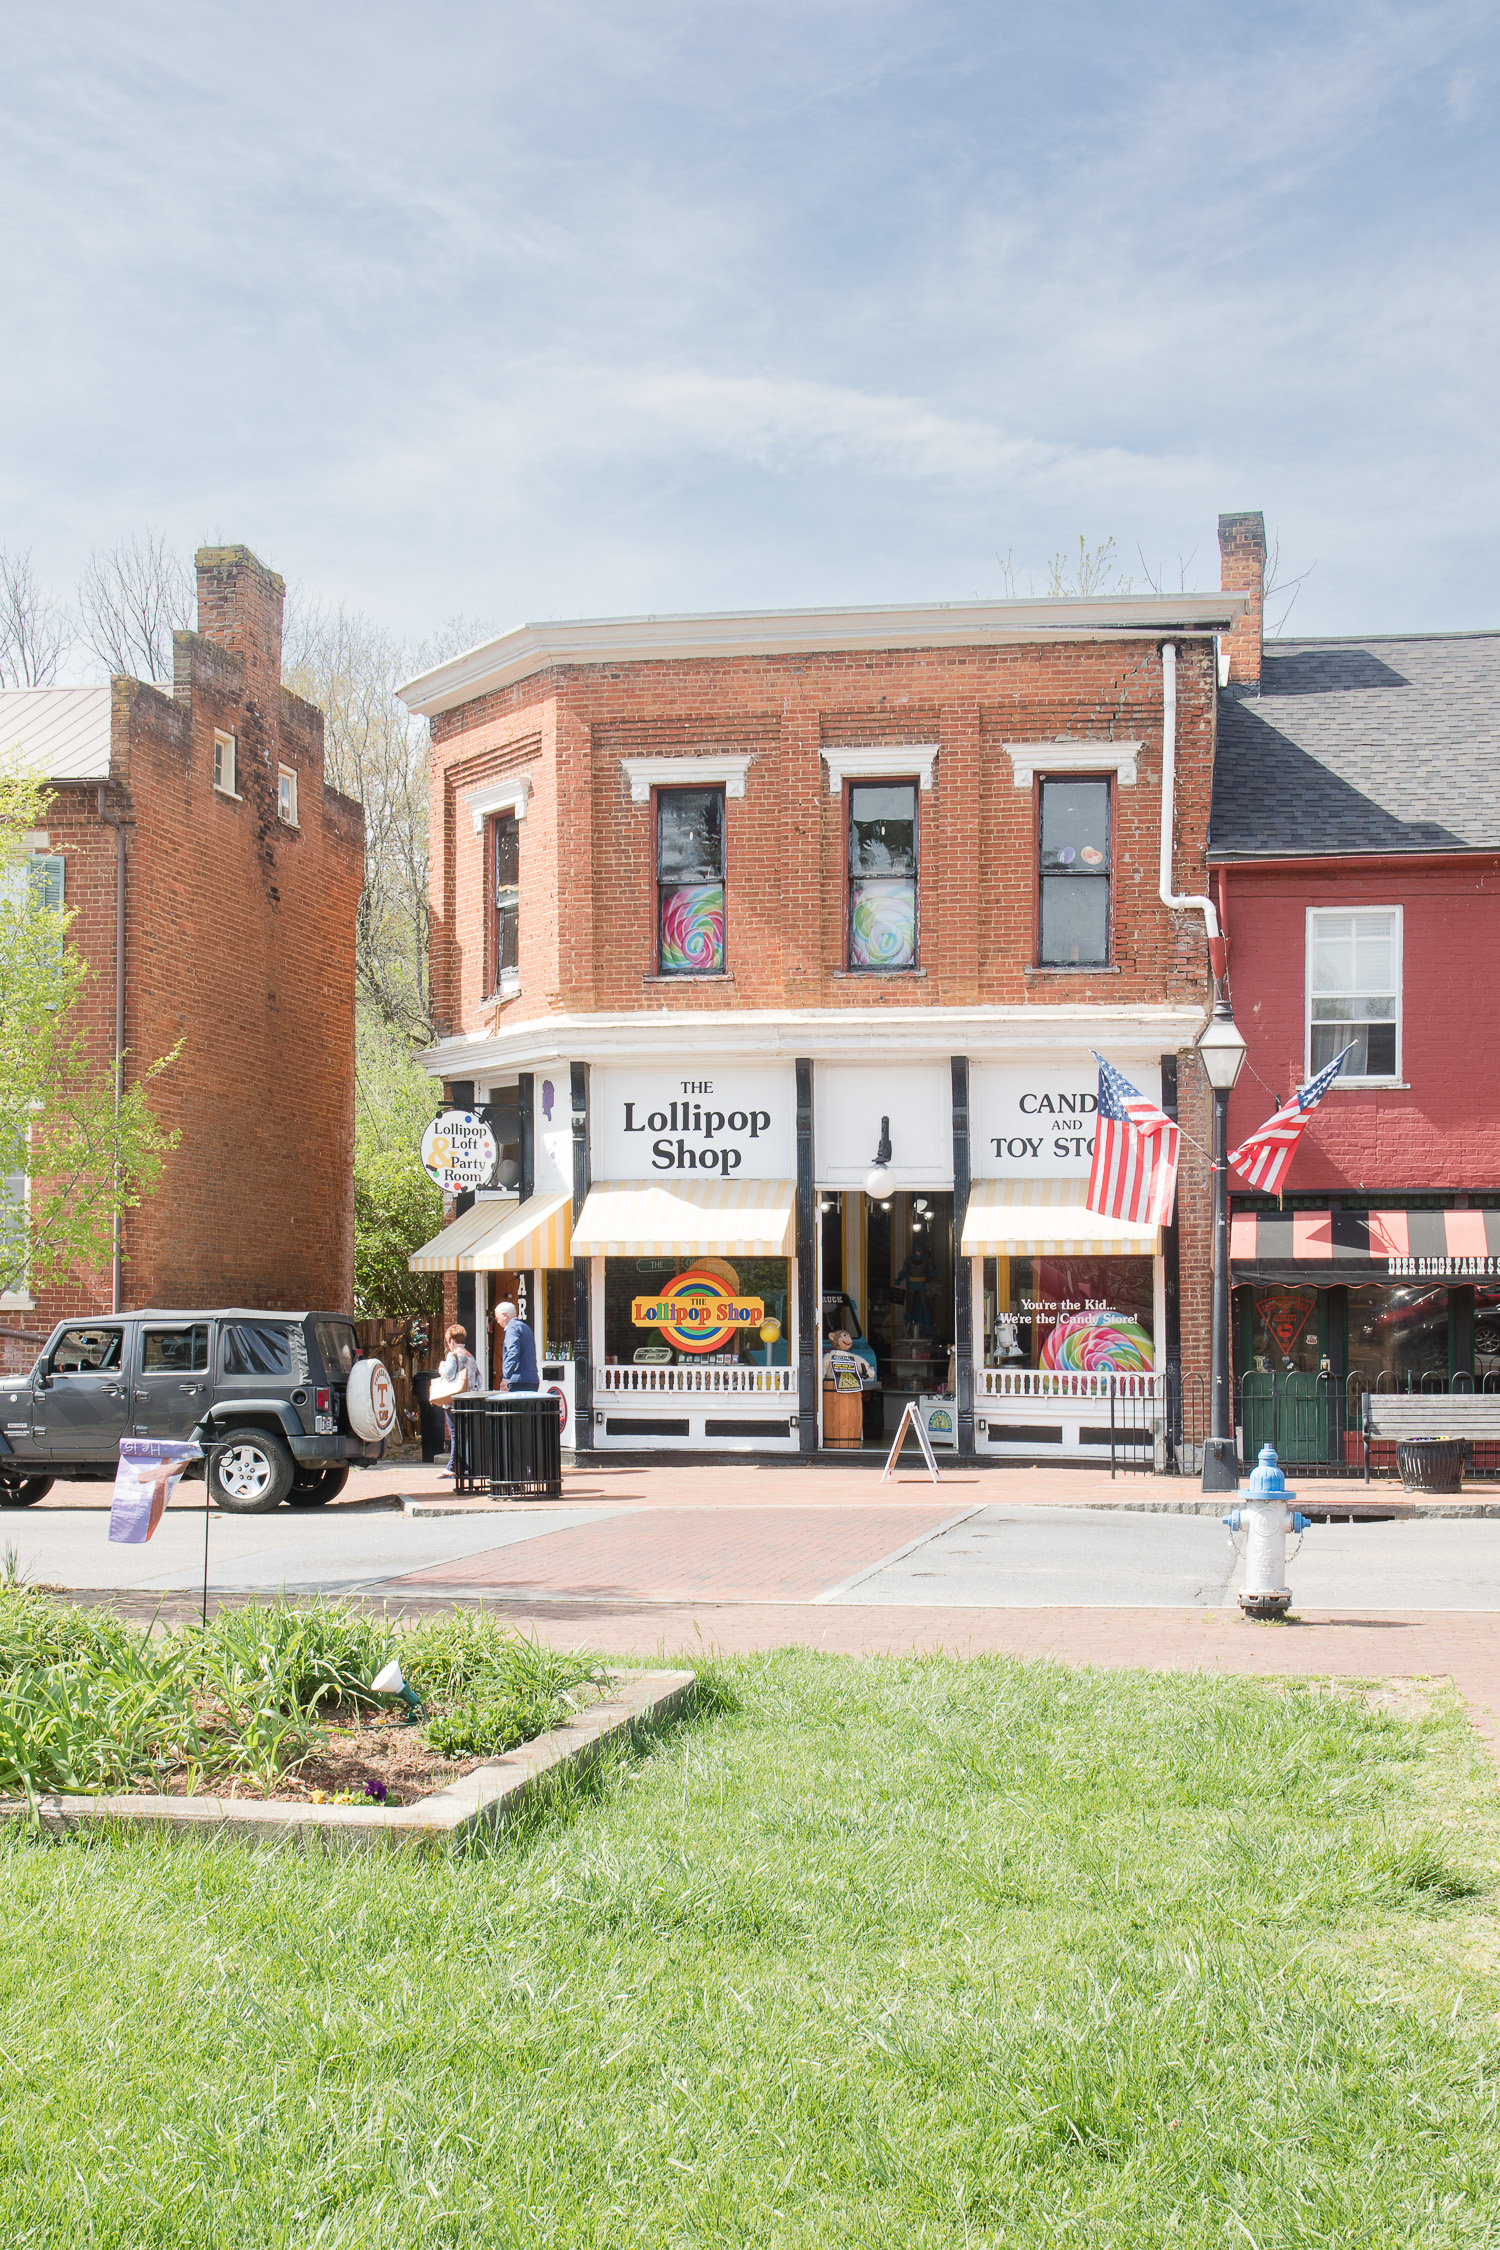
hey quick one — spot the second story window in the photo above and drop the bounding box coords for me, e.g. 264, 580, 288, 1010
492, 812, 520, 993
848, 781, 917, 969
1038, 777, 1110, 966
213, 731, 237, 797
277, 766, 298, 826
1308, 908, 1399, 1079
657, 787, 725, 975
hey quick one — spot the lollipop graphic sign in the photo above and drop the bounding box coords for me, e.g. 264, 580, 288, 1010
632, 1267, 765, 1354
1039, 1315, 1154, 1374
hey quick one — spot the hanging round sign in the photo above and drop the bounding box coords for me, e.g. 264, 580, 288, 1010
420, 1110, 497, 1192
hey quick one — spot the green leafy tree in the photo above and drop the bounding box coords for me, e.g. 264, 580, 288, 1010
352, 1015, 442, 1317
0, 763, 177, 1301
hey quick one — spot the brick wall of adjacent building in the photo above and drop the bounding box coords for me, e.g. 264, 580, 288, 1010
11, 547, 364, 1334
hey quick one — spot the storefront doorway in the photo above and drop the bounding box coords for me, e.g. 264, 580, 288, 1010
819, 1189, 954, 1442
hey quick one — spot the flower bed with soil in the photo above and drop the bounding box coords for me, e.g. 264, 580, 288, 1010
0, 1589, 610, 1810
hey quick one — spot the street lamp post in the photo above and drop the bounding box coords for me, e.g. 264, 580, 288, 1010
1198, 998, 1248, 1494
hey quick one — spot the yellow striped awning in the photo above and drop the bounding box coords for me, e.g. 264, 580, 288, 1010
572, 1178, 795, 1257
408, 1190, 574, 1274
960, 1180, 1159, 1257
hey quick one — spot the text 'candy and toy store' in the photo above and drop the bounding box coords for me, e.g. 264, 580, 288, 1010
410, 1034, 1188, 1462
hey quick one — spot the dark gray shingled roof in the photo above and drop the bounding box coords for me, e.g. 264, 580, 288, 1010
1210, 633, 1500, 857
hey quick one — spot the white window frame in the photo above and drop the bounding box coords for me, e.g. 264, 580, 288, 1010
1305, 904, 1404, 1087
277, 765, 299, 827
0, 1167, 32, 1310
213, 731, 239, 799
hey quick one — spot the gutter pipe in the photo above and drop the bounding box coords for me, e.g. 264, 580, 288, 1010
1159, 642, 1228, 988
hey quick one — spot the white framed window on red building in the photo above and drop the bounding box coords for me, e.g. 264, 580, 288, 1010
1305, 906, 1402, 1084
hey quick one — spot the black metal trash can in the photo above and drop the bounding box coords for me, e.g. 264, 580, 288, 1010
1397, 1436, 1467, 1493
412, 1370, 448, 1464
452, 1391, 564, 1499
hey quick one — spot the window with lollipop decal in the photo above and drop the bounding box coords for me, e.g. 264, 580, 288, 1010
657, 787, 726, 975
847, 780, 918, 970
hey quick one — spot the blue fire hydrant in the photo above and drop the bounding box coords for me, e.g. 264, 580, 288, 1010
1222, 1444, 1312, 1620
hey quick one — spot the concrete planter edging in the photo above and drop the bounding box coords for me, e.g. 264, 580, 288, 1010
0, 1669, 697, 1856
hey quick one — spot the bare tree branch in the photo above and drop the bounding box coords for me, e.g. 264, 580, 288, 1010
0, 550, 68, 687
76, 530, 195, 683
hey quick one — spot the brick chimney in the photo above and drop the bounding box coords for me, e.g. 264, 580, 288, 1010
194, 545, 284, 695
1218, 511, 1265, 690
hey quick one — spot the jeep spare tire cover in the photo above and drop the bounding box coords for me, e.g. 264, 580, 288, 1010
347, 1358, 398, 1442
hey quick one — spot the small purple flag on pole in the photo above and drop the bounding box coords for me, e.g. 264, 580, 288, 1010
108, 1439, 203, 1544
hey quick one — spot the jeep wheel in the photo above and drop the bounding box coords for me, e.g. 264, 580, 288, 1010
288, 1465, 350, 1507
208, 1429, 295, 1514
0, 1475, 53, 1508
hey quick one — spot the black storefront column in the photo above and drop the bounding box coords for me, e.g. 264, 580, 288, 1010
1160, 1054, 1183, 1458
518, 1072, 535, 1201
795, 1058, 818, 1454
1451, 1285, 1476, 1385
570, 1062, 592, 1450
951, 1056, 975, 1457
447, 1078, 476, 1343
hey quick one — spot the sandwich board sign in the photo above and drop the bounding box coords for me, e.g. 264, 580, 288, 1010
881, 1398, 941, 1485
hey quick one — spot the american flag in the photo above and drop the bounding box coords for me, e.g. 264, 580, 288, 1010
1087, 1053, 1180, 1228
1228, 1046, 1353, 1193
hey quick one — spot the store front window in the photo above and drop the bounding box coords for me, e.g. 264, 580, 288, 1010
603, 1256, 791, 1368
981, 1256, 1154, 1373
1349, 1283, 1450, 1387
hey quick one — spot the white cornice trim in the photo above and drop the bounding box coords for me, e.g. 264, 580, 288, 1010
395, 594, 1250, 718
1005, 740, 1141, 787
465, 775, 532, 833
620, 753, 752, 804
417, 1003, 1208, 1077
822, 743, 938, 795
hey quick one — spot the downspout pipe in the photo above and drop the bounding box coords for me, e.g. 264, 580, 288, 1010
97, 784, 129, 1314
1159, 642, 1229, 988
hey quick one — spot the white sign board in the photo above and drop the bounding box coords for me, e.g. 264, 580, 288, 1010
420, 1110, 498, 1192
973, 1063, 1162, 1179
594, 1067, 795, 1181
814, 1063, 952, 1190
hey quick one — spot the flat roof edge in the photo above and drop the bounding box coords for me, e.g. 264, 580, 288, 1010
397, 595, 1247, 717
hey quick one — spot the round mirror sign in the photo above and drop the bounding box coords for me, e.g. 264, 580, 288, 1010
420, 1110, 498, 1192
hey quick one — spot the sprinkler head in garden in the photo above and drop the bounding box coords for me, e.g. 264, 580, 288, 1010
371, 1658, 427, 1723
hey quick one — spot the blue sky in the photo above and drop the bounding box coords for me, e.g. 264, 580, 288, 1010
2, 1, 1496, 648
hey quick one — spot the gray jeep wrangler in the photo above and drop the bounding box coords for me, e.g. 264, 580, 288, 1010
0, 1309, 386, 1513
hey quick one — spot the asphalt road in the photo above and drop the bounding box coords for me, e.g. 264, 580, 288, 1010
5, 1492, 1500, 1609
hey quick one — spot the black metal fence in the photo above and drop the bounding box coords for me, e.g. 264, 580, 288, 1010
1104, 1368, 1500, 1480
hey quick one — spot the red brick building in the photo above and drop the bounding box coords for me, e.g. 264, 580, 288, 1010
1210, 519, 1500, 1412
400, 577, 1247, 1462
0, 546, 364, 1344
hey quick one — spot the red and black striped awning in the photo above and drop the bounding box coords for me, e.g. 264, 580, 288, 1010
1231, 1206, 1500, 1285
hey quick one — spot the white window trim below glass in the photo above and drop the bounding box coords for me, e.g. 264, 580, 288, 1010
1305, 904, 1403, 1087
821, 744, 937, 796
1004, 741, 1140, 787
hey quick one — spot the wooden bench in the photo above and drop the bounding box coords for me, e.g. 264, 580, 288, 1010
1364, 1395, 1500, 1440
1362, 1393, 1500, 1488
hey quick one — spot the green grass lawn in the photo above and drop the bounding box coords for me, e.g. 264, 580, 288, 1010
1, 1649, 1498, 2247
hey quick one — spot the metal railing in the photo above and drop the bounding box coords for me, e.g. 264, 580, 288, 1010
595, 1363, 796, 1397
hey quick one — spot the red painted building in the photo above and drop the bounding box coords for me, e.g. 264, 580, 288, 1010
1210, 518, 1500, 1402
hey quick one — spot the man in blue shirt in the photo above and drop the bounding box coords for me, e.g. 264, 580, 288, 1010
496, 1299, 539, 1392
